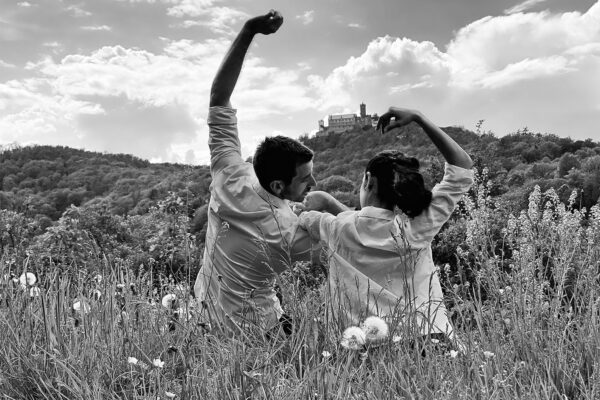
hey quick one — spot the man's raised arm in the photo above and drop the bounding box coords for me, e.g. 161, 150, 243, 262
210, 10, 284, 107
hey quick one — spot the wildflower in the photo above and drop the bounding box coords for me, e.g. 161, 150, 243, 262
392, 335, 402, 343
483, 351, 495, 359
128, 357, 139, 365
73, 300, 91, 314
340, 326, 366, 350
361, 316, 389, 342
29, 287, 41, 297
94, 274, 103, 283
152, 358, 164, 368
165, 392, 176, 399
321, 350, 331, 358
19, 272, 37, 288
162, 294, 177, 309
448, 350, 459, 358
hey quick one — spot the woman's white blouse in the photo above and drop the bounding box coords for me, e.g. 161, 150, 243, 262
299, 163, 474, 337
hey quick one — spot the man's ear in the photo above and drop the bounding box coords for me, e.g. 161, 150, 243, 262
269, 180, 285, 197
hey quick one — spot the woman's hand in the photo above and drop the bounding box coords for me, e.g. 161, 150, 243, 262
376, 107, 423, 134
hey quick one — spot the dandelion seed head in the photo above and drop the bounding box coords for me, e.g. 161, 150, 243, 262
19, 272, 36, 287
127, 357, 138, 365
161, 293, 177, 309
152, 358, 164, 368
340, 326, 366, 350
73, 300, 91, 314
483, 351, 495, 359
361, 316, 389, 342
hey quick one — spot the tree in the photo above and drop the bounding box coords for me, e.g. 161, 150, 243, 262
558, 153, 581, 177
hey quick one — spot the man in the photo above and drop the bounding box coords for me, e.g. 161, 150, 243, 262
194, 10, 317, 333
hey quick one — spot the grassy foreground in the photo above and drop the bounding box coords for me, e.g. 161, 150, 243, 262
1, 184, 599, 399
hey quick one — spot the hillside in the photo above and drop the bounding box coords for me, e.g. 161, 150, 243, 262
300, 125, 600, 210
0, 145, 211, 223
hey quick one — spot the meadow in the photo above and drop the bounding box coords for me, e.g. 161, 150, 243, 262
1, 172, 600, 400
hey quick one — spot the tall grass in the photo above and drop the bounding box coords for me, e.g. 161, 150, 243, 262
1, 181, 599, 399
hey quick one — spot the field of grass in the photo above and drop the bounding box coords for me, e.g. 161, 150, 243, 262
1, 183, 599, 399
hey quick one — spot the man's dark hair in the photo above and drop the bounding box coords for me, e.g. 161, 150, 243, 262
366, 150, 432, 218
253, 136, 314, 191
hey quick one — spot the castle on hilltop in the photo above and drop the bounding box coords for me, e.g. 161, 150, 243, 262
316, 103, 379, 136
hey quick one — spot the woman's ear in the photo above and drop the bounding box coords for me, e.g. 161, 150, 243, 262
364, 172, 378, 194
269, 180, 285, 197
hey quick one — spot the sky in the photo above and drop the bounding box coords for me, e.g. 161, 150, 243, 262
1, 0, 599, 164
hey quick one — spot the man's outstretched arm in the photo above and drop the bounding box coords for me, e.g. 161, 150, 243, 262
210, 10, 283, 107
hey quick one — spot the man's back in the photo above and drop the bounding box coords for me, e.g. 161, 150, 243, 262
194, 107, 311, 330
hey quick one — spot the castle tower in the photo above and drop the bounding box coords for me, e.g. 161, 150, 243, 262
360, 103, 366, 119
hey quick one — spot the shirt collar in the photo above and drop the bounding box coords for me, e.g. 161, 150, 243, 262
253, 182, 288, 209
358, 206, 395, 221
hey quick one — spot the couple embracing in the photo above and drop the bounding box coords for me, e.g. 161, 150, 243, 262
194, 10, 473, 347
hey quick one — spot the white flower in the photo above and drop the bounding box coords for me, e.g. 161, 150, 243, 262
483, 351, 495, 359
128, 357, 138, 365
340, 326, 366, 350
29, 287, 41, 297
152, 358, 164, 368
165, 392, 176, 399
321, 350, 331, 358
392, 335, 402, 343
73, 300, 91, 314
94, 274, 103, 283
19, 272, 37, 287
448, 350, 460, 358
161, 293, 177, 309
361, 316, 389, 342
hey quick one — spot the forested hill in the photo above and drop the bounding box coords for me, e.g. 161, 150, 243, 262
0, 124, 599, 227
0, 145, 211, 225
300, 125, 600, 210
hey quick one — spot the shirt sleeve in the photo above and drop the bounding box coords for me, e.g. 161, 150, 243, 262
406, 162, 474, 244
208, 106, 243, 175
298, 210, 337, 243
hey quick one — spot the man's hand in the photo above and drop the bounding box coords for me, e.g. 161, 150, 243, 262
376, 107, 423, 134
245, 10, 284, 35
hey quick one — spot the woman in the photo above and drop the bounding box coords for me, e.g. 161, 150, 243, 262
299, 106, 473, 343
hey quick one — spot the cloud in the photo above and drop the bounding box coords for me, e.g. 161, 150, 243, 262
0, 60, 16, 68
121, 0, 249, 34
17, 2, 32, 7
310, 2, 600, 138
3, 36, 316, 163
295, 10, 314, 25
66, 4, 92, 17
81, 25, 112, 31
504, 0, 548, 15
348, 23, 364, 29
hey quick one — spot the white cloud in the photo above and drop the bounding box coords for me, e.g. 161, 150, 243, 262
310, 2, 600, 138
0, 60, 16, 68
81, 25, 112, 31
66, 5, 92, 17
295, 10, 314, 25
17, 2, 32, 7
348, 23, 364, 29
2, 36, 316, 163
505, 0, 548, 15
